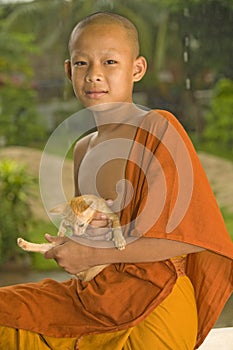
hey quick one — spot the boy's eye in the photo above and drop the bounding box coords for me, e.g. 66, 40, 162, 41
74, 61, 87, 66
105, 59, 117, 65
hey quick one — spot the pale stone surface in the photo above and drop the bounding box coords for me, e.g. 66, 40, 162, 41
198, 152, 233, 212
199, 327, 233, 350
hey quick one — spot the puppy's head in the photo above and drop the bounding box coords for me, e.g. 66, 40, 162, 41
50, 196, 97, 236
69, 196, 96, 235
70, 196, 90, 214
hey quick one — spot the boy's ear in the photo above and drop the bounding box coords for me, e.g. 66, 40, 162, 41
133, 56, 147, 82
64, 59, 72, 80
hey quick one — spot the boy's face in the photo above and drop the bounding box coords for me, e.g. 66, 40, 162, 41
66, 23, 146, 107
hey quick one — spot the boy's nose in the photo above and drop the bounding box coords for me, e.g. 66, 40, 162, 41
85, 64, 103, 82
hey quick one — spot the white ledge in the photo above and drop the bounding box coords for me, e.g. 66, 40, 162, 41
199, 327, 233, 349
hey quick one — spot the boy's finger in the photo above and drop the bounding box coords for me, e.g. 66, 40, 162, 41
44, 234, 68, 244
44, 233, 55, 242
93, 211, 107, 220
89, 219, 109, 228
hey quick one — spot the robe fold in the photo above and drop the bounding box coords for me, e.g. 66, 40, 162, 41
0, 109, 232, 349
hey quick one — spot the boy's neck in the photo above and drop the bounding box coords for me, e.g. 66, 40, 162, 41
89, 102, 147, 134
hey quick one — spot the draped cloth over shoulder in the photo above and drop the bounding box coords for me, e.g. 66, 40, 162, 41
121, 109, 233, 348
0, 110, 232, 349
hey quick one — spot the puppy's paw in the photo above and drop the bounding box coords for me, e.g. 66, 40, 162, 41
17, 238, 29, 250
113, 230, 126, 250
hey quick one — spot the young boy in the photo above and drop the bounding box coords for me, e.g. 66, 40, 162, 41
0, 12, 232, 350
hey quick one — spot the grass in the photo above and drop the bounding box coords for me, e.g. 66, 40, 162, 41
190, 135, 233, 162
27, 220, 60, 271
221, 208, 233, 241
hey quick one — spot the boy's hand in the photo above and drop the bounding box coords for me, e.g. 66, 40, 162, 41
88, 211, 111, 228
44, 234, 94, 274
85, 211, 112, 240
88, 199, 113, 228
43, 200, 114, 273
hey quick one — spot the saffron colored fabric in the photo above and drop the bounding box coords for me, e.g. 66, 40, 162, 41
0, 275, 197, 350
0, 110, 232, 349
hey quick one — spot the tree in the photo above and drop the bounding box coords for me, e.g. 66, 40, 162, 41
0, 6, 46, 146
2, 0, 232, 139
0, 159, 34, 264
203, 79, 233, 154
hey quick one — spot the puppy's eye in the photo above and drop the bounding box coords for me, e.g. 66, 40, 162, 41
79, 223, 85, 227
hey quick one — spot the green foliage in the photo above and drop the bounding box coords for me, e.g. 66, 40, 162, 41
0, 19, 46, 146
176, 0, 233, 87
203, 79, 233, 153
1, 0, 232, 137
0, 159, 34, 264
28, 220, 59, 271
0, 84, 46, 146
221, 208, 233, 241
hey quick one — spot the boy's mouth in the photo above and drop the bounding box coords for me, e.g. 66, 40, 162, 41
85, 90, 108, 99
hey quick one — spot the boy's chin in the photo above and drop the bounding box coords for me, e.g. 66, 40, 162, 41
85, 101, 131, 112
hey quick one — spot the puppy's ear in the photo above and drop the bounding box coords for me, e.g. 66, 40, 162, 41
84, 198, 94, 208
50, 203, 68, 215
70, 197, 93, 214
81, 206, 96, 223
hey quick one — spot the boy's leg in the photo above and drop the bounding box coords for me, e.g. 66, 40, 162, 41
77, 328, 133, 350
0, 325, 77, 350
79, 276, 197, 350
124, 276, 198, 350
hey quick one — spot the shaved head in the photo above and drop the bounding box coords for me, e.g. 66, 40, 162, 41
69, 12, 140, 58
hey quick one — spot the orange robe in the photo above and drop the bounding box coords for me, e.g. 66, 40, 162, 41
0, 273, 198, 349
0, 110, 232, 349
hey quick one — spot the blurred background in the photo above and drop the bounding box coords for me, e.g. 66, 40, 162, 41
0, 0, 232, 325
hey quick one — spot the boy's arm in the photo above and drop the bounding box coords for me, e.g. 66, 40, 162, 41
44, 234, 204, 275
93, 237, 204, 265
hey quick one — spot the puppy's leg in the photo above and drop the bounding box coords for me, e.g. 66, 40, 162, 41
17, 238, 55, 254
76, 264, 108, 282
112, 229, 126, 250
57, 220, 67, 237
110, 214, 126, 250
